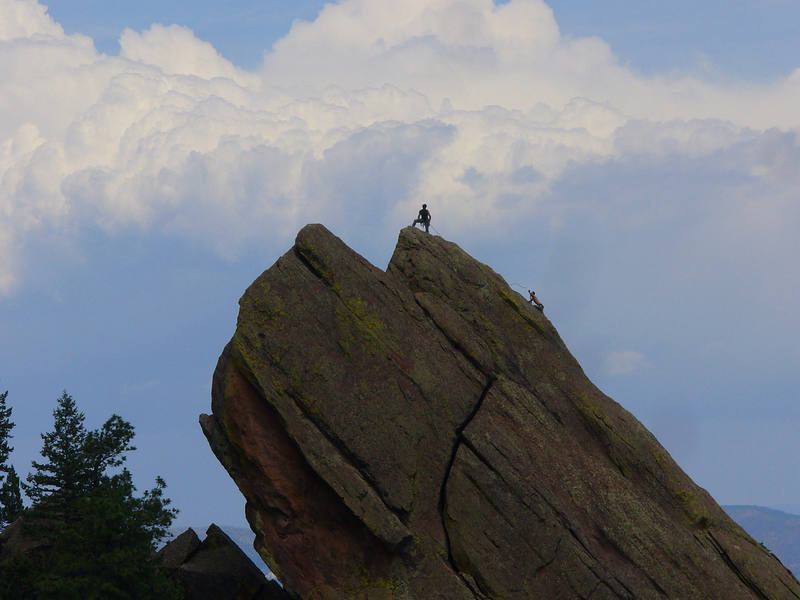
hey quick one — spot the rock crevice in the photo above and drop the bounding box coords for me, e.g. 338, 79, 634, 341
439, 375, 496, 599
706, 530, 774, 600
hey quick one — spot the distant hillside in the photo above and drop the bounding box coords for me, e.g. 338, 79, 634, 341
725, 506, 800, 576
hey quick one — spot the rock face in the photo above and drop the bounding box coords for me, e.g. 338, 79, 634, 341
201, 224, 800, 600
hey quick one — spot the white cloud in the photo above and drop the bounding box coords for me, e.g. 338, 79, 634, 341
0, 0, 62, 41
603, 351, 646, 376
264, 0, 800, 128
1, 0, 800, 295
119, 24, 256, 85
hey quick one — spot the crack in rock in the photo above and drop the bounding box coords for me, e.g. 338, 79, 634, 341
439, 376, 496, 599
707, 531, 771, 600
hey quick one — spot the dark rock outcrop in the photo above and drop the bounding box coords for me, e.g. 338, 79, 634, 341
159, 524, 289, 600
201, 224, 800, 599
159, 528, 202, 570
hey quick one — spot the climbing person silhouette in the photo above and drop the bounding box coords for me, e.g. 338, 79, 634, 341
528, 290, 544, 312
412, 204, 431, 233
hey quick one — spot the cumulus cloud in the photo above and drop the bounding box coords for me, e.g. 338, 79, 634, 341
0, 0, 61, 40
264, 0, 800, 127
118, 24, 258, 85
1, 0, 800, 296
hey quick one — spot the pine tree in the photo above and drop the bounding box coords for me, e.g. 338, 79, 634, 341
6, 391, 182, 599
0, 465, 23, 526
25, 391, 93, 512
0, 389, 23, 527
0, 391, 12, 466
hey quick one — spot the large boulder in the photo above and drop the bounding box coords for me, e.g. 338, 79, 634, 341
201, 224, 800, 599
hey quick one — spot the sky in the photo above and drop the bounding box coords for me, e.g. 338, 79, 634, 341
1, 0, 800, 531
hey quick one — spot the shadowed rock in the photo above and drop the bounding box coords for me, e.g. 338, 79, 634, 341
159, 524, 289, 600
201, 224, 800, 600
158, 528, 202, 570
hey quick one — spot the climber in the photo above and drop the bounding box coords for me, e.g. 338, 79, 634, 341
411, 204, 431, 233
528, 290, 544, 312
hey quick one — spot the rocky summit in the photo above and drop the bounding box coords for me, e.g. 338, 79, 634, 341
200, 224, 800, 600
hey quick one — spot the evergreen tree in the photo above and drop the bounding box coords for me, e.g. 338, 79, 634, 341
0, 465, 23, 526
0, 391, 12, 466
25, 391, 93, 511
29, 471, 180, 599
0, 389, 23, 527
4, 391, 182, 599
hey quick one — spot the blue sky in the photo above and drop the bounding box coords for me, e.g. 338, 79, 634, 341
1, 0, 800, 530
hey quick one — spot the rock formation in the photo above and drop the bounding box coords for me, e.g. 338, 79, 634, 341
201, 224, 800, 599
158, 524, 289, 600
